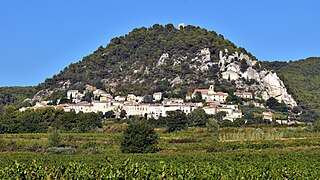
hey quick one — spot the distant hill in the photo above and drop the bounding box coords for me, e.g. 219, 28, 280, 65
262, 57, 320, 112
0, 86, 37, 114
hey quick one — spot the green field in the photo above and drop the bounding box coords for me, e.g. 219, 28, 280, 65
0, 127, 320, 179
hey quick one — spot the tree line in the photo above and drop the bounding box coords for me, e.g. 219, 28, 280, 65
0, 106, 102, 133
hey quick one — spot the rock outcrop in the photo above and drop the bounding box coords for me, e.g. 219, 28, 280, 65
218, 50, 297, 107
190, 48, 215, 71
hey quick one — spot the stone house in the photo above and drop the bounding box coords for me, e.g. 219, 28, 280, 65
153, 92, 163, 101
234, 91, 253, 99
263, 112, 273, 121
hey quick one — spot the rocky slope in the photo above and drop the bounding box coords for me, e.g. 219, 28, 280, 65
34, 24, 297, 106
262, 58, 320, 111
218, 50, 297, 106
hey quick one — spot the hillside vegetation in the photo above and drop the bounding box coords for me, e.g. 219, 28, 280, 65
262, 57, 320, 112
38, 24, 255, 95
1, 25, 320, 114
0, 87, 37, 115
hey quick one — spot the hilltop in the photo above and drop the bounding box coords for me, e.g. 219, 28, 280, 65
33, 24, 295, 106
2, 24, 320, 114
37, 24, 256, 95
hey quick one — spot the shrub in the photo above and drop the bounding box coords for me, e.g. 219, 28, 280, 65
313, 120, 320, 132
48, 128, 62, 147
220, 119, 235, 128
45, 147, 76, 154
188, 108, 209, 127
207, 118, 219, 133
25, 142, 42, 152
166, 110, 188, 132
121, 121, 158, 153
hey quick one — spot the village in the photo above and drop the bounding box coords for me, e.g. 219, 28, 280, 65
19, 84, 291, 124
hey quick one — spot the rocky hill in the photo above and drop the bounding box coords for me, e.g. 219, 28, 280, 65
0, 86, 37, 114
262, 57, 320, 112
37, 24, 253, 93
218, 50, 296, 106
34, 24, 297, 106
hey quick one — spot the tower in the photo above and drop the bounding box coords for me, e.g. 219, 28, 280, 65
209, 85, 215, 92
179, 23, 185, 30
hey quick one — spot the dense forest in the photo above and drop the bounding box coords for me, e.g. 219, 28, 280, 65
262, 57, 320, 113
0, 87, 37, 115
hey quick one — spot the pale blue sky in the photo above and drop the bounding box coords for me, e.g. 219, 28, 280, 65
1, 0, 319, 86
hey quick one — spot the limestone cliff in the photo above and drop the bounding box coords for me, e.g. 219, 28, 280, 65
218, 50, 297, 106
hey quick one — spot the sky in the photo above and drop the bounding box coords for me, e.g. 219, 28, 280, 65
1, 0, 320, 87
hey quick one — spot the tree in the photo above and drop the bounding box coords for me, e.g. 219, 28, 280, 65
105, 110, 115, 118
82, 92, 94, 103
215, 111, 227, 122
234, 118, 245, 127
191, 92, 203, 102
48, 128, 62, 147
165, 110, 188, 132
292, 106, 302, 114
2, 105, 19, 119
120, 110, 127, 119
76, 112, 102, 132
207, 118, 219, 133
121, 121, 158, 153
220, 119, 235, 127
266, 97, 278, 109
240, 59, 249, 73
188, 108, 209, 127
142, 95, 153, 103
53, 111, 77, 131
266, 97, 288, 112
313, 120, 320, 132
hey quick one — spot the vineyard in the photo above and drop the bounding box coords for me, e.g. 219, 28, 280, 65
0, 127, 320, 178
1, 150, 320, 179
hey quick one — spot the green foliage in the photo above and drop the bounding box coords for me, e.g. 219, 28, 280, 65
148, 117, 166, 128
226, 95, 242, 104
82, 92, 94, 103
120, 110, 127, 119
187, 108, 209, 127
262, 58, 320, 112
233, 118, 246, 127
241, 105, 268, 124
165, 111, 188, 132
214, 111, 227, 122
76, 112, 103, 132
1, 149, 320, 179
240, 59, 250, 72
48, 128, 61, 147
0, 107, 102, 133
121, 121, 158, 153
266, 97, 288, 112
0, 86, 37, 115
37, 24, 255, 95
207, 118, 219, 133
104, 110, 115, 118
219, 119, 235, 127
189, 91, 203, 103
314, 120, 320, 132
50, 90, 67, 105
45, 147, 76, 154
